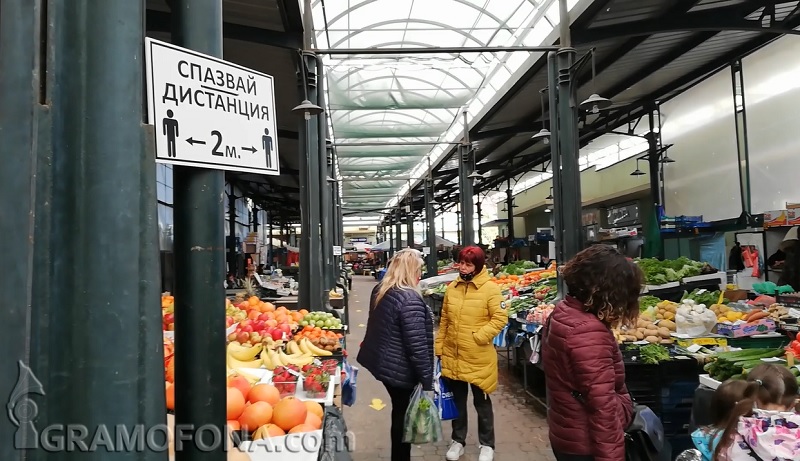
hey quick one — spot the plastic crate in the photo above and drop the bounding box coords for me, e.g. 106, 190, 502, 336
661, 406, 692, 436
661, 381, 698, 410
727, 336, 789, 349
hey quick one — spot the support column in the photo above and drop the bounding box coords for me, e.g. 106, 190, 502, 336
297, 51, 323, 310
547, 51, 563, 266
268, 212, 274, 269
425, 179, 438, 277
171, 1, 227, 459
477, 200, 483, 245
506, 184, 515, 242
456, 208, 462, 246
646, 109, 664, 260
318, 57, 333, 296
395, 208, 403, 250
406, 197, 414, 249
458, 110, 475, 246
731, 60, 752, 218
227, 188, 237, 275
389, 224, 394, 258
556, 0, 582, 262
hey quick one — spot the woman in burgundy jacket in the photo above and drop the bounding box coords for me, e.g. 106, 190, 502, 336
542, 245, 643, 461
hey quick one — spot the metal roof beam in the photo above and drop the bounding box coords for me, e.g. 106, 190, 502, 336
572, 0, 799, 44
146, 9, 302, 50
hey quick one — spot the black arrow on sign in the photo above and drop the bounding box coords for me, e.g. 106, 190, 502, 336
241, 146, 257, 153
186, 137, 206, 145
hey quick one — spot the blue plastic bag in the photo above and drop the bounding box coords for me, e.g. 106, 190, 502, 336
434, 359, 458, 421
341, 360, 357, 407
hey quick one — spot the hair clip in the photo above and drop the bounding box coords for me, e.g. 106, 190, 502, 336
755, 379, 763, 386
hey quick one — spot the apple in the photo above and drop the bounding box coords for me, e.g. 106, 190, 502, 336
236, 332, 250, 344
228, 333, 237, 342
164, 313, 175, 324
239, 320, 250, 328
242, 325, 254, 333
270, 330, 283, 341
226, 317, 234, 327
278, 324, 291, 334
258, 330, 269, 338
258, 313, 270, 322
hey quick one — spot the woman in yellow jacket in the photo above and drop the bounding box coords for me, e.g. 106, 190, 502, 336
435, 246, 507, 461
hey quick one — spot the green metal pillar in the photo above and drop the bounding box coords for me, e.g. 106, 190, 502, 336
406, 197, 414, 248
645, 109, 664, 259
317, 56, 334, 295
171, 1, 227, 460
477, 200, 483, 245
1, 0, 165, 459
731, 60, 752, 219
298, 51, 323, 310
547, 51, 563, 266
389, 224, 395, 258
395, 208, 403, 250
506, 184, 515, 241
425, 179, 438, 277
458, 109, 475, 246
556, 0, 582, 262
227, 187, 237, 275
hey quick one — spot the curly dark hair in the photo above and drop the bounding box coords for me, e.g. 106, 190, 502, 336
561, 245, 644, 327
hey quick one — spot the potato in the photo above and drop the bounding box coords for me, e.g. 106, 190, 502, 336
643, 329, 659, 337
634, 331, 644, 340
644, 336, 660, 343
660, 319, 676, 330
637, 318, 648, 328
657, 327, 671, 338
645, 323, 658, 330
624, 335, 638, 342
663, 312, 675, 321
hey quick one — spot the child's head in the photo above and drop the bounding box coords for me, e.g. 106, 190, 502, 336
714, 364, 799, 458
709, 379, 748, 427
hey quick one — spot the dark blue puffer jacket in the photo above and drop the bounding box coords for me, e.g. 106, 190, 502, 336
357, 285, 434, 391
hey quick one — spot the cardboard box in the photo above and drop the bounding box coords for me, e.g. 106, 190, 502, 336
715, 319, 776, 338
764, 210, 788, 228
675, 336, 728, 348
724, 289, 749, 302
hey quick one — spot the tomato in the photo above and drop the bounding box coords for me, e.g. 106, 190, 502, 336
796, 332, 800, 342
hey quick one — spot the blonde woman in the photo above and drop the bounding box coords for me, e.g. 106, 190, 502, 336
357, 248, 434, 461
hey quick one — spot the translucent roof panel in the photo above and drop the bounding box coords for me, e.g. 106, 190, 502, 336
312, 0, 565, 215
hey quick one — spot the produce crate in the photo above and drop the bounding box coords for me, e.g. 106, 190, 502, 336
625, 363, 662, 414
661, 381, 698, 410
727, 335, 789, 349
715, 319, 776, 338
661, 406, 692, 437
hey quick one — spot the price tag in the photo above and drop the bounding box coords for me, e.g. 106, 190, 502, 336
696, 289, 708, 295
761, 357, 785, 362
632, 341, 649, 345
674, 355, 691, 360
686, 344, 702, 353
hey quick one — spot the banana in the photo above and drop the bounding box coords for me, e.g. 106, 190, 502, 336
261, 349, 274, 370
303, 338, 333, 357
296, 338, 312, 355
227, 342, 263, 361
226, 354, 264, 370
286, 340, 301, 355
276, 349, 293, 367
288, 354, 315, 367
232, 369, 263, 384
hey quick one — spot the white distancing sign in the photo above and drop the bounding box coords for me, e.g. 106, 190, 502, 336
145, 38, 279, 175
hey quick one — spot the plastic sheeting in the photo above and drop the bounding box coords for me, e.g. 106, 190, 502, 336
311, 0, 553, 210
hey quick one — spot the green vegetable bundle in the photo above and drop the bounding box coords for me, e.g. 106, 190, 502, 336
635, 257, 708, 285
639, 295, 662, 313
627, 343, 671, 364
703, 348, 785, 381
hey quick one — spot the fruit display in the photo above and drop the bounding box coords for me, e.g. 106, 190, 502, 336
525, 304, 554, 324
272, 365, 300, 397
226, 298, 305, 347
614, 316, 673, 344
226, 336, 333, 374
766, 303, 792, 321
329, 289, 343, 299
300, 311, 343, 329
710, 303, 745, 322
293, 326, 344, 353
493, 267, 557, 290
786, 333, 800, 358
162, 294, 175, 331
302, 366, 331, 399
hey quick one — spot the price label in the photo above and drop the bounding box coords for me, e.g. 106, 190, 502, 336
686, 344, 702, 353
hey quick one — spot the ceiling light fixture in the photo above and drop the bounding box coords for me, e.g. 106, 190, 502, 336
579, 50, 612, 114
531, 89, 551, 144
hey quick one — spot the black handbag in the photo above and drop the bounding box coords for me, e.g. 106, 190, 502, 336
625, 404, 670, 461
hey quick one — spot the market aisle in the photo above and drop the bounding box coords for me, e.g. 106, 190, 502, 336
345, 276, 555, 461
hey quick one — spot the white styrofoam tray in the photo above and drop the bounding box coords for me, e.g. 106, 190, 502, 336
699, 374, 721, 390
239, 430, 323, 461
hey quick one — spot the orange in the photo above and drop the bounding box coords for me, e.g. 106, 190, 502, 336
165, 382, 175, 411
303, 400, 324, 419
253, 423, 285, 439
227, 387, 246, 420
247, 384, 281, 406
248, 296, 260, 305
272, 397, 307, 431
304, 412, 322, 430
239, 401, 273, 432
288, 424, 315, 434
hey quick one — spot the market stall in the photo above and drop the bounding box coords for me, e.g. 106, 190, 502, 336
162, 293, 355, 461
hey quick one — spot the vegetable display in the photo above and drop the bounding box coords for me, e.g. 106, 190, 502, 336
704, 348, 786, 381
495, 260, 538, 276
635, 257, 716, 285
639, 295, 662, 313
626, 343, 671, 365
675, 298, 717, 337
682, 288, 726, 307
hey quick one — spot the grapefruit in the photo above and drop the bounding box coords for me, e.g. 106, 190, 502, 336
228, 375, 251, 400
253, 423, 285, 440
272, 396, 307, 431
238, 401, 273, 432
165, 382, 175, 411
288, 424, 315, 434
227, 387, 246, 420
303, 400, 324, 420
248, 384, 280, 406
227, 420, 241, 431
304, 412, 322, 430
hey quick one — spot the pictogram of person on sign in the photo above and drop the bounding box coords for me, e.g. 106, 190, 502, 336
262, 128, 274, 169
163, 110, 179, 157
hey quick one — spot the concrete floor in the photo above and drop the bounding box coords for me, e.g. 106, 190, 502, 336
344, 276, 556, 461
